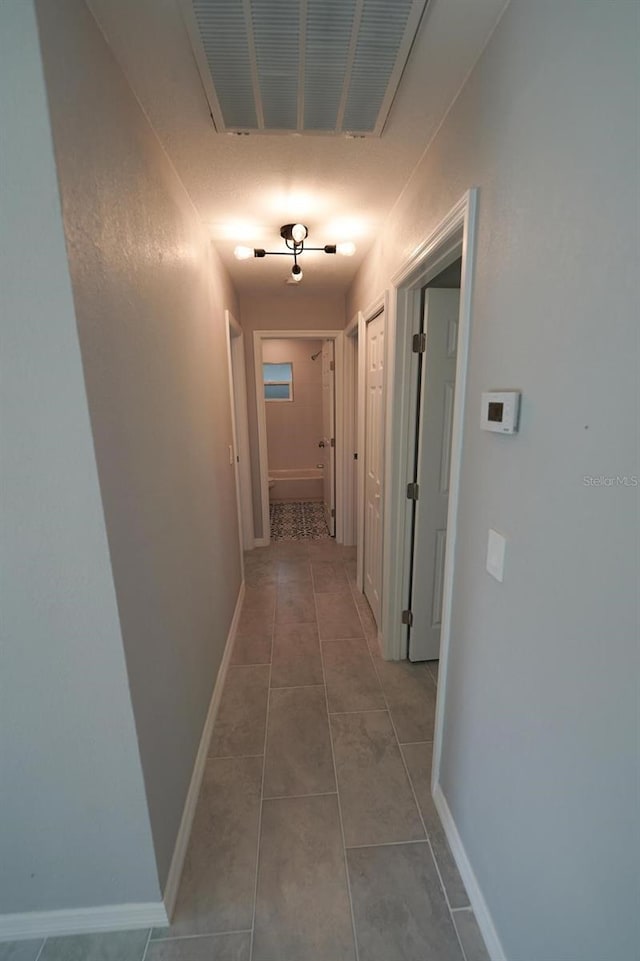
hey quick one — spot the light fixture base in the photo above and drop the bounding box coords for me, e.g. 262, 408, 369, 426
280, 223, 308, 243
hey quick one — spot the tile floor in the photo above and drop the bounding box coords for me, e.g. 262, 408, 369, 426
1, 540, 490, 961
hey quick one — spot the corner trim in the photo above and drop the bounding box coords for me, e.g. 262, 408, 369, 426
0, 902, 168, 942
162, 580, 246, 918
432, 783, 507, 961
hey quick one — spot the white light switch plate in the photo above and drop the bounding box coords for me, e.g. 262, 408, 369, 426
487, 528, 506, 582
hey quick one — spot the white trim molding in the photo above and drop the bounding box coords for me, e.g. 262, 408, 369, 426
163, 580, 246, 919
382, 190, 477, 666
433, 784, 507, 961
0, 902, 168, 943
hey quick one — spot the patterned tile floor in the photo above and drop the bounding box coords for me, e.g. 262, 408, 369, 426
269, 500, 330, 541
1, 541, 490, 961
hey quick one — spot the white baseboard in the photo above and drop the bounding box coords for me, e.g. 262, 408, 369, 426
432, 783, 507, 961
162, 580, 246, 919
253, 537, 269, 548
0, 902, 168, 942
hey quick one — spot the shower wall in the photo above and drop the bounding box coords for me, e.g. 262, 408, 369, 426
263, 338, 323, 496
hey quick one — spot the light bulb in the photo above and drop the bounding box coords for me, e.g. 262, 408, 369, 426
291, 223, 307, 244
234, 245, 253, 260
336, 241, 356, 257
291, 264, 303, 283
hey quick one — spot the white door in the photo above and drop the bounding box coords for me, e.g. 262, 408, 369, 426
230, 333, 254, 551
321, 340, 336, 536
225, 313, 254, 558
410, 289, 460, 661
364, 311, 385, 627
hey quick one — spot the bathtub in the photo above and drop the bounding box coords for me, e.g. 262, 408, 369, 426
268, 467, 324, 502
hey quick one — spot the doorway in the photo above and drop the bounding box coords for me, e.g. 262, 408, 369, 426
320, 339, 336, 535
407, 267, 461, 661
253, 329, 345, 545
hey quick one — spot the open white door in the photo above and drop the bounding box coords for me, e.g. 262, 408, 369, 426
363, 311, 385, 627
409, 289, 459, 661
225, 311, 254, 553
321, 339, 336, 536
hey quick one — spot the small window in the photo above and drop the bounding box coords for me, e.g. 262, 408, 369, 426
263, 362, 293, 402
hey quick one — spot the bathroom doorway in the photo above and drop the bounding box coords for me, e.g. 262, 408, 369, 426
253, 329, 345, 545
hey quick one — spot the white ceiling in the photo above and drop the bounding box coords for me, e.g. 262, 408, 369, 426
87, 0, 507, 294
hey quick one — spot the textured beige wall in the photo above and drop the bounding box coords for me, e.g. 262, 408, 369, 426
0, 0, 160, 911
263, 339, 323, 474
240, 292, 345, 537
347, 2, 639, 958
36, 0, 242, 891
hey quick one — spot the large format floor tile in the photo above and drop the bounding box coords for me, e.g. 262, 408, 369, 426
242, 585, 276, 613
244, 562, 277, 588
427, 658, 439, 686
270, 623, 323, 688
157, 756, 262, 937
373, 657, 437, 742
350, 588, 378, 639
208, 665, 269, 758
10, 545, 474, 961
330, 711, 424, 847
38, 931, 149, 961
0, 945, 44, 961
231, 629, 272, 666
401, 742, 470, 908
452, 910, 491, 961
236, 607, 272, 637
146, 933, 251, 961
315, 592, 364, 640
347, 843, 464, 961
263, 686, 335, 798
277, 558, 312, 584
322, 643, 385, 713
311, 560, 351, 593
253, 795, 356, 961
275, 584, 316, 624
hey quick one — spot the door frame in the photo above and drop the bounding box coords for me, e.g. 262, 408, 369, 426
253, 329, 345, 547
342, 312, 360, 549
383, 189, 477, 781
225, 311, 254, 562
352, 297, 387, 592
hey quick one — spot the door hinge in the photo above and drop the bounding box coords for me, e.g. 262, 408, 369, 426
412, 332, 426, 353
331, 508, 336, 518
330, 360, 335, 371
406, 482, 419, 500
401, 609, 414, 627
330, 437, 335, 448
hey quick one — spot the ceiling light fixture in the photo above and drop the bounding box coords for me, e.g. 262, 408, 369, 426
234, 223, 356, 284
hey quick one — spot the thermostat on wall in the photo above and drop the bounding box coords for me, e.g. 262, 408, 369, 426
480, 391, 521, 434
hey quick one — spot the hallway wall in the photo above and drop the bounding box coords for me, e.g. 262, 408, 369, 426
35, 0, 242, 894
0, 0, 159, 913
347, 2, 639, 959
263, 338, 323, 477
240, 292, 345, 538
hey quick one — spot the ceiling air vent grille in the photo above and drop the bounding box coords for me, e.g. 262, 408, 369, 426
182, 0, 428, 136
